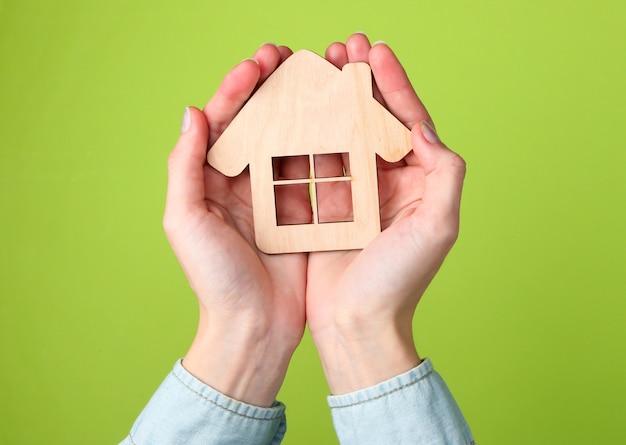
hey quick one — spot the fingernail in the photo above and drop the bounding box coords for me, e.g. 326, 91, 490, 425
260, 42, 277, 47
242, 57, 259, 64
355, 31, 367, 35
181, 107, 191, 133
421, 120, 440, 144
372, 40, 387, 46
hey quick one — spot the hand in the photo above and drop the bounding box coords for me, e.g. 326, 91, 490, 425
306, 34, 467, 394
163, 44, 308, 407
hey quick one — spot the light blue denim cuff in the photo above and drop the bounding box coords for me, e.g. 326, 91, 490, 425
328, 359, 474, 445
121, 360, 286, 445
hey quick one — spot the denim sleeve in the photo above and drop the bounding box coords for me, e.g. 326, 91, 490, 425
327, 359, 474, 445
119, 360, 286, 445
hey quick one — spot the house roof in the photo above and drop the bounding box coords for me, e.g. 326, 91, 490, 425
207, 49, 411, 176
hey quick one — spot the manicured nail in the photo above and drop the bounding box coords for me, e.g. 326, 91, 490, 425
355, 31, 367, 35
421, 120, 440, 144
372, 40, 387, 46
260, 42, 277, 47
181, 107, 191, 133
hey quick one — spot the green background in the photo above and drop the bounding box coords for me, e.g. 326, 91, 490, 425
1, 0, 624, 443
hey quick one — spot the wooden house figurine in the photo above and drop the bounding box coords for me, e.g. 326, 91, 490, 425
207, 50, 412, 253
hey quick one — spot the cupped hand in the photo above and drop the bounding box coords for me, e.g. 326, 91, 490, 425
306, 34, 467, 394
163, 44, 308, 406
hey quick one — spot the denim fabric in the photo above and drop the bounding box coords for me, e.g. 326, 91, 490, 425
328, 359, 474, 444
119, 360, 286, 445
120, 359, 473, 444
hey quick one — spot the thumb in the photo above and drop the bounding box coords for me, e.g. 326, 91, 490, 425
411, 121, 466, 240
165, 106, 210, 218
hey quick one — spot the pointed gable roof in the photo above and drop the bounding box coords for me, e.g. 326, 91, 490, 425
207, 50, 411, 176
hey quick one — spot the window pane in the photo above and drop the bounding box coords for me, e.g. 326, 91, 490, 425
313, 153, 350, 178
274, 183, 313, 225
272, 155, 310, 181
316, 181, 354, 223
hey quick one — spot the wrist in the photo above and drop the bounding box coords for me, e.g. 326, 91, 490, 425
312, 319, 421, 395
183, 313, 299, 407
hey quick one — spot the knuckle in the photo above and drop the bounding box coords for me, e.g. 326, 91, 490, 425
419, 209, 460, 249
162, 207, 183, 238
447, 152, 467, 178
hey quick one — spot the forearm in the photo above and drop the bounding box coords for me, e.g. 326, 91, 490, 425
183, 311, 299, 407
313, 319, 420, 395
120, 360, 287, 445
328, 359, 475, 445
313, 319, 473, 443
121, 312, 298, 445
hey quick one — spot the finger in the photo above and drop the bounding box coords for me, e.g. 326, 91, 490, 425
165, 107, 210, 218
277, 45, 293, 64
345, 33, 387, 106
345, 32, 371, 63
369, 43, 431, 130
253, 43, 282, 83
203, 58, 261, 146
411, 122, 466, 232
325, 42, 348, 68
